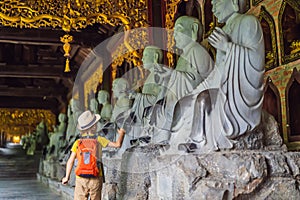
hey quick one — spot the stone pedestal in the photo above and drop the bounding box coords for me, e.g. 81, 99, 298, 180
102, 146, 300, 199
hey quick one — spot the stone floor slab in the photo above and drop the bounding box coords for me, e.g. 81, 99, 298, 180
0, 179, 63, 200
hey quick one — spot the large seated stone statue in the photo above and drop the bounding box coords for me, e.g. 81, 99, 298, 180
65, 98, 81, 144
89, 97, 102, 133
150, 15, 214, 144
178, 0, 265, 152
26, 133, 36, 156
58, 99, 82, 165
35, 120, 49, 151
111, 78, 132, 128
110, 78, 133, 155
97, 90, 114, 141
98, 90, 113, 124
90, 97, 100, 115
129, 46, 170, 142
46, 113, 67, 161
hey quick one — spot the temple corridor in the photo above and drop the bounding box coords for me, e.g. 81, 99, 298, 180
1, 0, 300, 199
0, 144, 64, 200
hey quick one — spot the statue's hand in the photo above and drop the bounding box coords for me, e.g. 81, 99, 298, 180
154, 65, 171, 77
128, 91, 137, 99
153, 64, 163, 74
208, 27, 229, 52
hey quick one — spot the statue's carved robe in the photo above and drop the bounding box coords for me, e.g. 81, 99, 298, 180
192, 13, 265, 150
100, 103, 112, 123
131, 71, 162, 124
154, 42, 214, 131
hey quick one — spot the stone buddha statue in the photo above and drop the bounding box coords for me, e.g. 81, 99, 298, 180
178, 0, 265, 152
46, 113, 67, 161
129, 46, 169, 142
65, 98, 81, 143
97, 90, 112, 124
111, 78, 133, 156
89, 98, 100, 115
111, 78, 132, 128
150, 15, 214, 144
35, 120, 49, 151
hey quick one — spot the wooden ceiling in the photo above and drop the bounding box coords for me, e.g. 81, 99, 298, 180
0, 24, 116, 115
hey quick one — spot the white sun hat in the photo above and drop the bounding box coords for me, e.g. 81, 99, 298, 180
77, 110, 100, 131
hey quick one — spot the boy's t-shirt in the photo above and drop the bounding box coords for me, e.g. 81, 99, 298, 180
71, 135, 110, 177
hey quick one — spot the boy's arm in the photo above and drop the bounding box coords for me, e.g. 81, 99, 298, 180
62, 151, 76, 185
107, 128, 126, 148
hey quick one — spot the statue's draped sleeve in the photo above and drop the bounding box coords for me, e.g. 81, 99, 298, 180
211, 14, 265, 149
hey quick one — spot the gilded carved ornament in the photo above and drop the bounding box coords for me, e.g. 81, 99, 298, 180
290, 40, 300, 54
164, 0, 215, 67
84, 62, 103, 108
165, 0, 186, 67
60, 34, 73, 72
0, 0, 148, 73
0, 108, 56, 137
111, 27, 148, 81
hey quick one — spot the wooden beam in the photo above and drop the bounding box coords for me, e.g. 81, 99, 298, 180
0, 27, 106, 47
0, 87, 66, 98
0, 96, 60, 115
0, 64, 77, 79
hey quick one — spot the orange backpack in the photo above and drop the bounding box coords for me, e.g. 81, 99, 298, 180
75, 138, 100, 178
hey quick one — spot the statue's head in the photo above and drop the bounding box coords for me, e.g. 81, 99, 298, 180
89, 98, 99, 112
97, 90, 110, 104
70, 98, 80, 111
142, 46, 163, 70
212, 0, 247, 23
112, 78, 129, 98
58, 113, 67, 123
174, 16, 202, 49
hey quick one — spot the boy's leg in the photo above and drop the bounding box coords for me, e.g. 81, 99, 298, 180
74, 177, 89, 200
88, 176, 103, 200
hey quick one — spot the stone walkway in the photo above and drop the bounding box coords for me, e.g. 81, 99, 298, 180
0, 143, 65, 199
0, 179, 64, 200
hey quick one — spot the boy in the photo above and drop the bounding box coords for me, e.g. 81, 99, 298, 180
62, 110, 125, 200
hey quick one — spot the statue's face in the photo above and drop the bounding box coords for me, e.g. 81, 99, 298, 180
58, 113, 66, 122
112, 78, 128, 98
112, 80, 121, 98
97, 92, 108, 104
71, 99, 79, 111
90, 99, 98, 111
142, 48, 154, 70
212, 0, 235, 23
174, 19, 192, 49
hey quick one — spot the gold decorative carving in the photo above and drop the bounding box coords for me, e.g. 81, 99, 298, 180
84, 62, 104, 108
266, 51, 275, 69
111, 27, 149, 81
290, 40, 300, 54
0, 0, 145, 31
165, 0, 184, 67
0, 108, 56, 137
0, 0, 148, 73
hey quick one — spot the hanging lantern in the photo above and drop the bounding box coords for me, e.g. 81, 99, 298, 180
60, 34, 73, 72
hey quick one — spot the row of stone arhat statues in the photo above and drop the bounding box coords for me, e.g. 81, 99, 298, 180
20, 120, 49, 156
34, 0, 265, 160
109, 0, 265, 154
